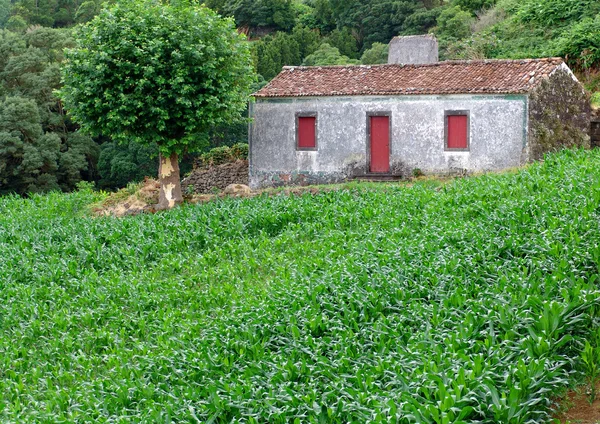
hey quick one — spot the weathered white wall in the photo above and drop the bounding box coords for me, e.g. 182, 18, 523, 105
249, 94, 528, 188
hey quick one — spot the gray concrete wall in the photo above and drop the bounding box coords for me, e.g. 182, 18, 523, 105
249, 95, 528, 188
388, 35, 438, 65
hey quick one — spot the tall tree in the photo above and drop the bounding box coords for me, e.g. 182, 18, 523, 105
60, 0, 255, 209
0, 28, 97, 195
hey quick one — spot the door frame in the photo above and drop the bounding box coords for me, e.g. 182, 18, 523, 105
366, 111, 392, 173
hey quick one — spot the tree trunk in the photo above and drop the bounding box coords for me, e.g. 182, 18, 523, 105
157, 152, 183, 210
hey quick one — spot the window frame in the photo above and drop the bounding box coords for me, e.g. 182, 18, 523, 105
444, 110, 470, 152
295, 112, 318, 151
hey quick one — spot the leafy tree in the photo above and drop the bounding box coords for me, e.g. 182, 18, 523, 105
0, 27, 97, 194
306, 0, 335, 33
75, 1, 101, 24
302, 42, 359, 65
361, 42, 388, 64
435, 5, 474, 40
206, 0, 296, 32
254, 26, 319, 80
0, 97, 61, 194
6, 15, 27, 32
97, 140, 157, 189
0, 0, 10, 27
61, 0, 255, 209
325, 27, 359, 59
402, 6, 442, 34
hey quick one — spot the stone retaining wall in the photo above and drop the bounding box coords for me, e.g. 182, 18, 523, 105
592, 120, 600, 148
182, 160, 249, 194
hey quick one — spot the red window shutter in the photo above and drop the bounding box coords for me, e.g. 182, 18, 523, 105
298, 116, 316, 149
447, 115, 468, 149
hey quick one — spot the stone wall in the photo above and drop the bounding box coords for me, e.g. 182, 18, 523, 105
527, 64, 591, 161
592, 119, 600, 148
181, 160, 249, 194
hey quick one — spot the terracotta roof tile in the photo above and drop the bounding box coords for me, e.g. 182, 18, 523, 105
253, 58, 565, 98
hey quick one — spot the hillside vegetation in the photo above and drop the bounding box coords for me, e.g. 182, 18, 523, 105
1, 149, 600, 421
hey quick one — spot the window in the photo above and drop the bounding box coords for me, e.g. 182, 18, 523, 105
445, 111, 469, 151
296, 113, 317, 150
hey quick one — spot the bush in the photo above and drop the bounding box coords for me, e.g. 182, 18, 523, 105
302, 43, 360, 66
435, 5, 475, 41
197, 143, 249, 168
360, 42, 389, 64
554, 14, 600, 69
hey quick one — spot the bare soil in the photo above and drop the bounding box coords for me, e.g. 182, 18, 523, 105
555, 384, 600, 424
92, 179, 330, 217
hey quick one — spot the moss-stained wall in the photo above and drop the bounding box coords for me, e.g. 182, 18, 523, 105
528, 65, 591, 161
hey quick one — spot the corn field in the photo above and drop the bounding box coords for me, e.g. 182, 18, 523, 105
1, 149, 600, 422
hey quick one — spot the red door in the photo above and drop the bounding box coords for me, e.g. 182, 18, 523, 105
370, 116, 390, 173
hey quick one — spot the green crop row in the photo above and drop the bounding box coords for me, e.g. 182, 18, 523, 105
1, 149, 600, 422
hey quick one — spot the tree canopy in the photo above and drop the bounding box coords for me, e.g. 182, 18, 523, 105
0, 27, 97, 195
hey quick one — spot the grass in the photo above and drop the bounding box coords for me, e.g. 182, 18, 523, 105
1, 149, 600, 422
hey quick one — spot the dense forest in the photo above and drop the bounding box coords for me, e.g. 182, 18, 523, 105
0, 0, 598, 194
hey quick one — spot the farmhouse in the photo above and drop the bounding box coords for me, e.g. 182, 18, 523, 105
249, 36, 590, 188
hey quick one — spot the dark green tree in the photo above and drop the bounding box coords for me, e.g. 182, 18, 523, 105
61, 0, 255, 209
435, 5, 474, 40
206, 0, 296, 32
360, 42, 388, 64
97, 140, 157, 189
302, 42, 359, 65
325, 27, 359, 58
0, 27, 97, 194
254, 26, 319, 80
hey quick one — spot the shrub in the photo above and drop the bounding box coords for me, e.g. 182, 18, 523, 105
197, 143, 249, 168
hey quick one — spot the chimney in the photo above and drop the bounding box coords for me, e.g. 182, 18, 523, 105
387, 35, 439, 65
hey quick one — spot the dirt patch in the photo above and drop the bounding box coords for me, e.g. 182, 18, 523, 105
92, 176, 451, 218
555, 383, 600, 424
93, 178, 161, 217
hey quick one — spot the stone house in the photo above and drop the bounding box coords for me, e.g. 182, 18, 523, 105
249, 36, 590, 188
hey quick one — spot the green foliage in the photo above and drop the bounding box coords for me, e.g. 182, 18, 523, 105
197, 142, 248, 168
360, 42, 388, 64
254, 25, 320, 79
554, 14, 600, 69
515, 0, 599, 27
324, 27, 359, 59
580, 329, 600, 404
402, 6, 442, 35
452, 0, 496, 14
1, 150, 600, 420
60, 0, 255, 157
0, 28, 97, 195
302, 42, 360, 65
97, 140, 157, 189
206, 0, 296, 31
445, 0, 600, 69
5, 15, 27, 32
306, 0, 336, 33
436, 5, 474, 41
591, 92, 600, 108
0, 0, 10, 27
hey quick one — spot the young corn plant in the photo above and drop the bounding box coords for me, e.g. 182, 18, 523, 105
581, 327, 600, 403
0, 149, 600, 422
